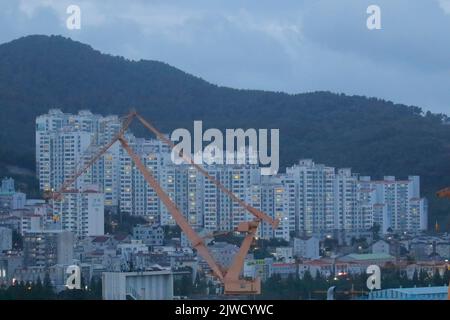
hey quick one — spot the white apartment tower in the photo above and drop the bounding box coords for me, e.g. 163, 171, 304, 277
51, 187, 104, 238
263, 176, 290, 241
119, 135, 165, 219
286, 160, 335, 234
371, 175, 427, 233
334, 168, 359, 231
36, 109, 121, 206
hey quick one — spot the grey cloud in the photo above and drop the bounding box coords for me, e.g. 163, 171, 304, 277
0, 0, 449, 113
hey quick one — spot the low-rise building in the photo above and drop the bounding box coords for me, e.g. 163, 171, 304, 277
0, 178, 26, 213
368, 286, 449, 300
206, 242, 239, 270
274, 247, 294, 263
117, 240, 149, 261
436, 241, 450, 260
21, 214, 45, 235
270, 262, 297, 279
371, 240, 390, 255
298, 260, 334, 279
132, 224, 164, 246
338, 253, 395, 268
293, 236, 320, 260
0, 227, 12, 252
0, 252, 23, 284
51, 187, 104, 238
23, 230, 74, 268
409, 238, 436, 260
102, 269, 174, 300
244, 258, 273, 281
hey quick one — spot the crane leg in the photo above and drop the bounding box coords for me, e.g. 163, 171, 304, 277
223, 220, 261, 295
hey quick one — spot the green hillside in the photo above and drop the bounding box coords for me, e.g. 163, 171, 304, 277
0, 35, 449, 229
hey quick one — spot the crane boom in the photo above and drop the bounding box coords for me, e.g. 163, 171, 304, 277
135, 113, 280, 229
52, 111, 137, 200
119, 134, 261, 294
49, 110, 279, 295
51, 110, 279, 228
117, 135, 225, 281
437, 187, 450, 199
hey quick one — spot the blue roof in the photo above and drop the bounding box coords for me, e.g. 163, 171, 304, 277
393, 286, 448, 295
368, 286, 449, 300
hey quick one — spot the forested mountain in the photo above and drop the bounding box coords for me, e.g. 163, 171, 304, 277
0, 35, 449, 229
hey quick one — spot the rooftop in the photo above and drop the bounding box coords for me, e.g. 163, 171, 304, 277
343, 253, 394, 261
91, 235, 111, 243
392, 286, 449, 295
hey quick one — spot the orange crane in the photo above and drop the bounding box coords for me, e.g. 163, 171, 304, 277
437, 187, 450, 199
436, 187, 450, 300
49, 110, 279, 295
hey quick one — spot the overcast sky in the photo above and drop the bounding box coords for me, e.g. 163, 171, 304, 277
1, 0, 449, 113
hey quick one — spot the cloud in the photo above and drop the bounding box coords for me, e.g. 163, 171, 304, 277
0, 0, 449, 113
224, 9, 304, 62
438, 0, 450, 14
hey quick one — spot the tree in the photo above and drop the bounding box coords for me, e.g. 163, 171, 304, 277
192, 273, 208, 295
43, 273, 56, 299
85, 276, 102, 300
174, 274, 193, 296
31, 277, 43, 299
432, 269, 443, 286
301, 270, 314, 299
399, 270, 411, 288
418, 269, 429, 287
443, 268, 450, 286
412, 269, 419, 286
370, 223, 381, 241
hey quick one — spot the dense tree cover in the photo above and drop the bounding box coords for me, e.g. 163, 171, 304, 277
0, 35, 449, 228
174, 274, 194, 296
0, 274, 102, 300
104, 209, 148, 235
57, 276, 102, 300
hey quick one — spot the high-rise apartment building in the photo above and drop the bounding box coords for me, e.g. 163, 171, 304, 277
118, 134, 171, 221
36, 109, 121, 206
284, 161, 427, 236
334, 168, 359, 231
286, 159, 335, 234
36, 110, 428, 241
358, 175, 428, 234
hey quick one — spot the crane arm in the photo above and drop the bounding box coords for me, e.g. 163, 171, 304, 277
135, 113, 280, 230
51, 110, 264, 294
437, 187, 450, 198
53, 111, 136, 199
117, 135, 225, 282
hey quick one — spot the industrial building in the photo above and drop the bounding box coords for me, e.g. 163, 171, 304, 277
368, 286, 449, 300
102, 269, 174, 300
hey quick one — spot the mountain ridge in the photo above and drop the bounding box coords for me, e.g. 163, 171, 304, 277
0, 34, 449, 228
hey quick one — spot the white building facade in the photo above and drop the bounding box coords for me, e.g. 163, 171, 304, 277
51, 188, 104, 238
36, 111, 428, 241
